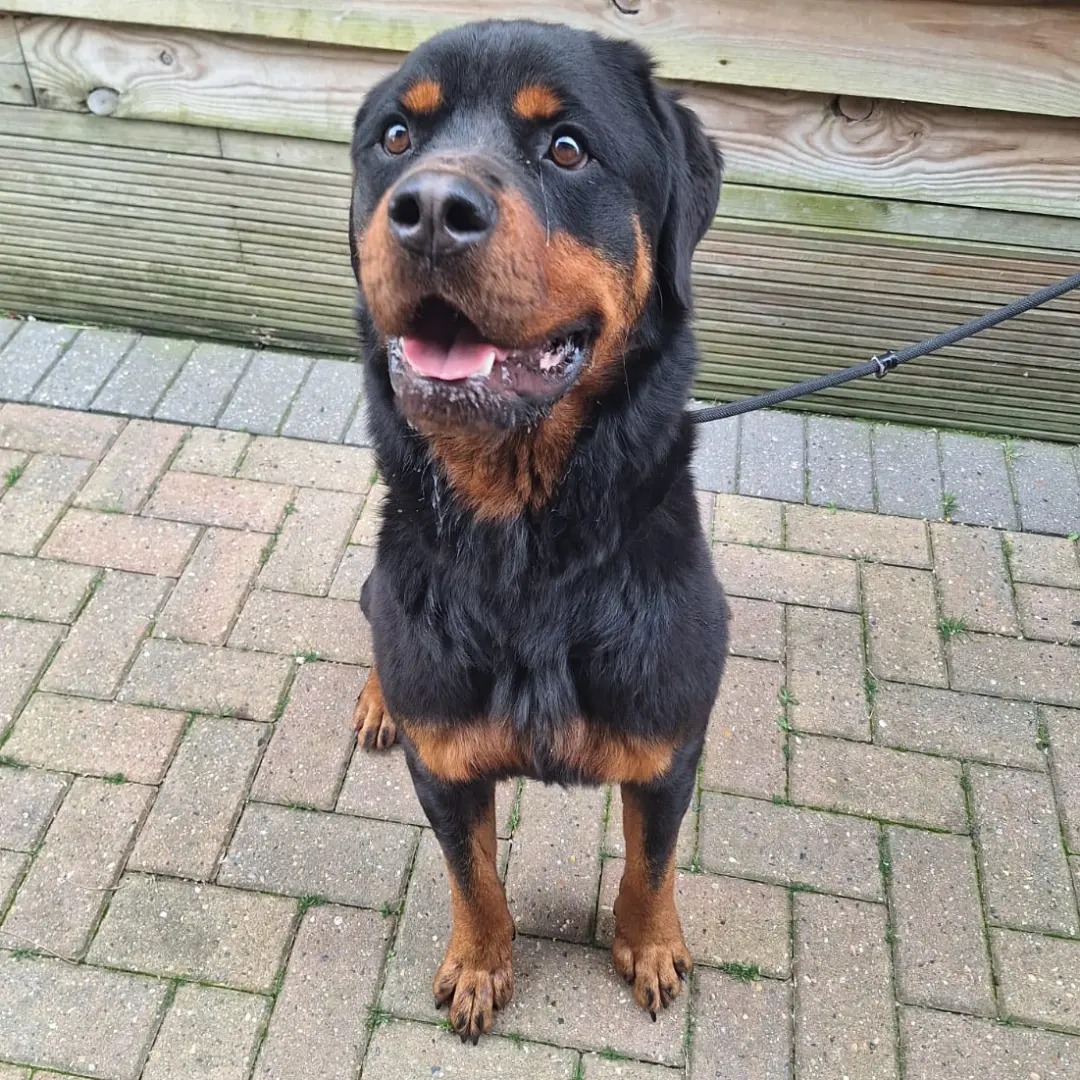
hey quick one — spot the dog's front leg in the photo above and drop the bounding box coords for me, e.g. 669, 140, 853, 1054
404, 754, 515, 1043
613, 738, 701, 1018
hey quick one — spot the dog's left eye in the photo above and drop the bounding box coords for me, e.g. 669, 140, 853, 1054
382, 122, 412, 155
549, 131, 588, 170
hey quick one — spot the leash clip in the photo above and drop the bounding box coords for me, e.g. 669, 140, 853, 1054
872, 350, 900, 379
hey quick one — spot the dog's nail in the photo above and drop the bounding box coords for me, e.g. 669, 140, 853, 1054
649, 1009, 657, 1022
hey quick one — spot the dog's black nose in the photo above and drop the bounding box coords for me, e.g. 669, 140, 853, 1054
387, 171, 497, 259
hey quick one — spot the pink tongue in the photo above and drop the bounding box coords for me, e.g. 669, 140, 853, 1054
401, 326, 508, 381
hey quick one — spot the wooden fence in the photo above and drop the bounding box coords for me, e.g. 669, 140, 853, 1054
1, 2, 1078, 439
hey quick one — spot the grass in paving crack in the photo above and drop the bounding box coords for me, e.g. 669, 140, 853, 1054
600, 1048, 631, 1062
941, 492, 958, 520
298, 894, 327, 914
367, 1006, 393, 1031
720, 962, 761, 983
1068, 532, 1079, 543
938, 616, 969, 641
4, 463, 25, 490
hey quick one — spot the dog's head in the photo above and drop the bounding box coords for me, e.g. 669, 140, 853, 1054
349, 19, 721, 434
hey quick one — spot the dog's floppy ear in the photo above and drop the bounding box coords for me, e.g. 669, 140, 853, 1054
654, 89, 723, 314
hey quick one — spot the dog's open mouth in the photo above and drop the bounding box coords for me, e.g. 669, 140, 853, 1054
386, 298, 590, 424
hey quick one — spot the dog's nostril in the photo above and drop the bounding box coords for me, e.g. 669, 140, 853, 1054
443, 195, 489, 237
389, 193, 422, 229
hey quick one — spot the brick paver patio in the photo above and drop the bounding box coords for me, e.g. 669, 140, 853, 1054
0, 320, 1079, 1078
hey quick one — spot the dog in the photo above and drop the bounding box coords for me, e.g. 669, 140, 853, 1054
347, 18, 728, 1044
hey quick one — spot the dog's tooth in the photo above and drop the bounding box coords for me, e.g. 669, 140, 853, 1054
479, 350, 497, 376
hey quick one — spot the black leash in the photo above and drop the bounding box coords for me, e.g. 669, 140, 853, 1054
688, 270, 1080, 424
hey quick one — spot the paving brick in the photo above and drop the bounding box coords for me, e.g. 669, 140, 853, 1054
252, 661, 358, 811
343, 395, 373, 448
969, 764, 1078, 936
505, 782, 605, 942
596, 861, 791, 978
0, 850, 27, 914
992, 929, 1080, 1033
1006, 530, 1080, 588
328, 542, 375, 602
0, 777, 151, 959
260, 487, 361, 595
145, 471, 292, 532
350, 478, 385, 546
0, 952, 168, 1080
0, 454, 93, 555
120, 639, 292, 720
0, 553, 95, 621
1046, 706, 1080, 853
171, 427, 251, 476
91, 334, 194, 417
130, 716, 267, 880
155, 343, 251, 425
737, 409, 805, 502
1012, 439, 1080, 536
701, 656, 785, 799
786, 504, 930, 569
713, 543, 859, 611
901, 1005, 1080, 1080
42, 508, 200, 576
0, 321, 77, 399
871, 425, 942, 519
75, 419, 186, 513
691, 968, 792, 1080
583, 1055, 680, 1080
239, 436, 376, 494
0, 617, 62, 735
253, 905, 390, 1080
39, 570, 170, 698
886, 827, 994, 1015
154, 527, 267, 645
280, 357, 364, 442
696, 488, 715, 537
4, 693, 186, 783
949, 633, 1080, 707
874, 682, 1043, 770
605, 785, 697, 870
699, 791, 882, 900
88, 874, 296, 992
863, 563, 947, 688
0, 447, 26, 480
788, 606, 869, 739
0, 402, 123, 459
219, 801, 416, 908
365, 1020, 578, 1080
791, 735, 966, 830
1015, 583, 1080, 645
794, 892, 898, 1080
726, 596, 783, 661
939, 432, 1018, 530
336, 742, 427, 827
711, 494, 782, 547
931, 522, 1017, 635
0, 765, 67, 851
807, 414, 874, 510
230, 589, 371, 664
217, 349, 311, 436
142, 983, 269, 1080
690, 413, 738, 493
0, 317, 21, 350
29, 328, 136, 411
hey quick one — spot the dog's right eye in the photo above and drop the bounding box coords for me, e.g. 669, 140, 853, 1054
382, 122, 412, 155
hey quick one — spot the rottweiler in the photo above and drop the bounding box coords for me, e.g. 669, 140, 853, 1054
347, 18, 728, 1044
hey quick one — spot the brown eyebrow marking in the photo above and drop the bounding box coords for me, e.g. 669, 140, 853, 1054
401, 78, 443, 114
513, 84, 562, 121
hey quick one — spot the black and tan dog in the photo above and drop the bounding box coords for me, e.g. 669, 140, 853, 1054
347, 19, 728, 1044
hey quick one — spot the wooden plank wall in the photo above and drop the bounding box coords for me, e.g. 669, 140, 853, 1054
0, 3, 1078, 440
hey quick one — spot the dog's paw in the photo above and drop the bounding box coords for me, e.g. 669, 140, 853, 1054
433, 945, 514, 1044
612, 931, 691, 1020
353, 670, 397, 751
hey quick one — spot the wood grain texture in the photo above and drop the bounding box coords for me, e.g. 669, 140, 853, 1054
7, 0, 1080, 114
2, 121, 1078, 441
0, 13, 33, 104
15, 17, 1080, 219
